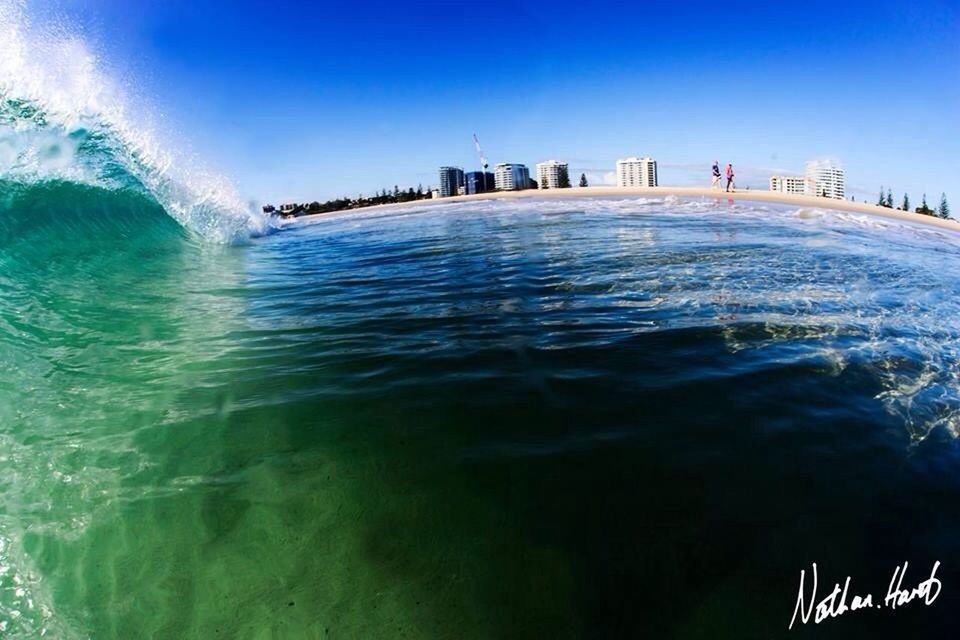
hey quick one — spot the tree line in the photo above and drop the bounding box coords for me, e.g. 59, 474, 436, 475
269, 173, 600, 217
268, 185, 435, 217
877, 187, 950, 219
539, 170, 592, 189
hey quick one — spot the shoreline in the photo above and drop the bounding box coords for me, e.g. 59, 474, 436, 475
294, 186, 960, 232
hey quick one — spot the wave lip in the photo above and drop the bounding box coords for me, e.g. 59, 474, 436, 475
0, 0, 271, 242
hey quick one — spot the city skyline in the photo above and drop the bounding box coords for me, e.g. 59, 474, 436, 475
361, 154, 846, 199
275, 153, 867, 209
27, 0, 960, 206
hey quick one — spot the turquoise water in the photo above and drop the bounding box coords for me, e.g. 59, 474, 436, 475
4, 183, 960, 637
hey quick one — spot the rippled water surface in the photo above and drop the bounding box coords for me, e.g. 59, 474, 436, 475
3, 195, 960, 638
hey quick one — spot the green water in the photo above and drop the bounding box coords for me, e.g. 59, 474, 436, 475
4, 186, 960, 638
1, 183, 581, 638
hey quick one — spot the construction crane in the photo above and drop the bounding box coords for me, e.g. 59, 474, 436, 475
473, 133, 491, 192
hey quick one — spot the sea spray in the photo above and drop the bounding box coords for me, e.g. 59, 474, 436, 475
0, 0, 272, 242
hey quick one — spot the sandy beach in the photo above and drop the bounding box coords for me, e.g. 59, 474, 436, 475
297, 186, 960, 233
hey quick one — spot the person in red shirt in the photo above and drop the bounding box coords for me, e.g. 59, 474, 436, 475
725, 163, 735, 192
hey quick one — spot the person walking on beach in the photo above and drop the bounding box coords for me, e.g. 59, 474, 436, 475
725, 163, 735, 192
711, 161, 721, 189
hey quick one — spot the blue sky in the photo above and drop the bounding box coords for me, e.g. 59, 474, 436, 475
33, 0, 960, 206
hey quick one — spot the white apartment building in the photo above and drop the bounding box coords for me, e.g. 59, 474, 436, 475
494, 163, 531, 191
616, 157, 658, 188
536, 160, 570, 189
769, 175, 809, 195
805, 159, 845, 199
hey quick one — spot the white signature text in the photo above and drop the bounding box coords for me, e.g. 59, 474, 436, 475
789, 561, 942, 630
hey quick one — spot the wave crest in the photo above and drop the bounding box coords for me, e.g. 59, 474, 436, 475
0, 0, 272, 242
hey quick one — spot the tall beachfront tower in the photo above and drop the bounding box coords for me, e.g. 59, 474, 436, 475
494, 163, 531, 191
616, 157, 658, 187
536, 160, 570, 189
438, 166, 465, 198
804, 159, 845, 199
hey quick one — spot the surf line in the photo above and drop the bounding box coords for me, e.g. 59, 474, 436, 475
788, 561, 942, 630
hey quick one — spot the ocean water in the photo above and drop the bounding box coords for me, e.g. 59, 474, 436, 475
5, 3, 960, 638
5, 187, 960, 638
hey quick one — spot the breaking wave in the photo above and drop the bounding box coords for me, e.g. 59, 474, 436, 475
0, 0, 271, 242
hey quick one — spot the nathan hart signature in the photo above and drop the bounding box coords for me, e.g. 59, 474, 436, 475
789, 561, 942, 630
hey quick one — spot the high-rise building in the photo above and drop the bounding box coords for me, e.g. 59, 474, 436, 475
769, 175, 808, 195
438, 166, 465, 198
494, 163, 531, 191
805, 159, 845, 199
465, 171, 496, 195
536, 160, 570, 189
616, 157, 658, 187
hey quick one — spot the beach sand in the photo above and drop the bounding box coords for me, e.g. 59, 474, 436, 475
296, 186, 960, 233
